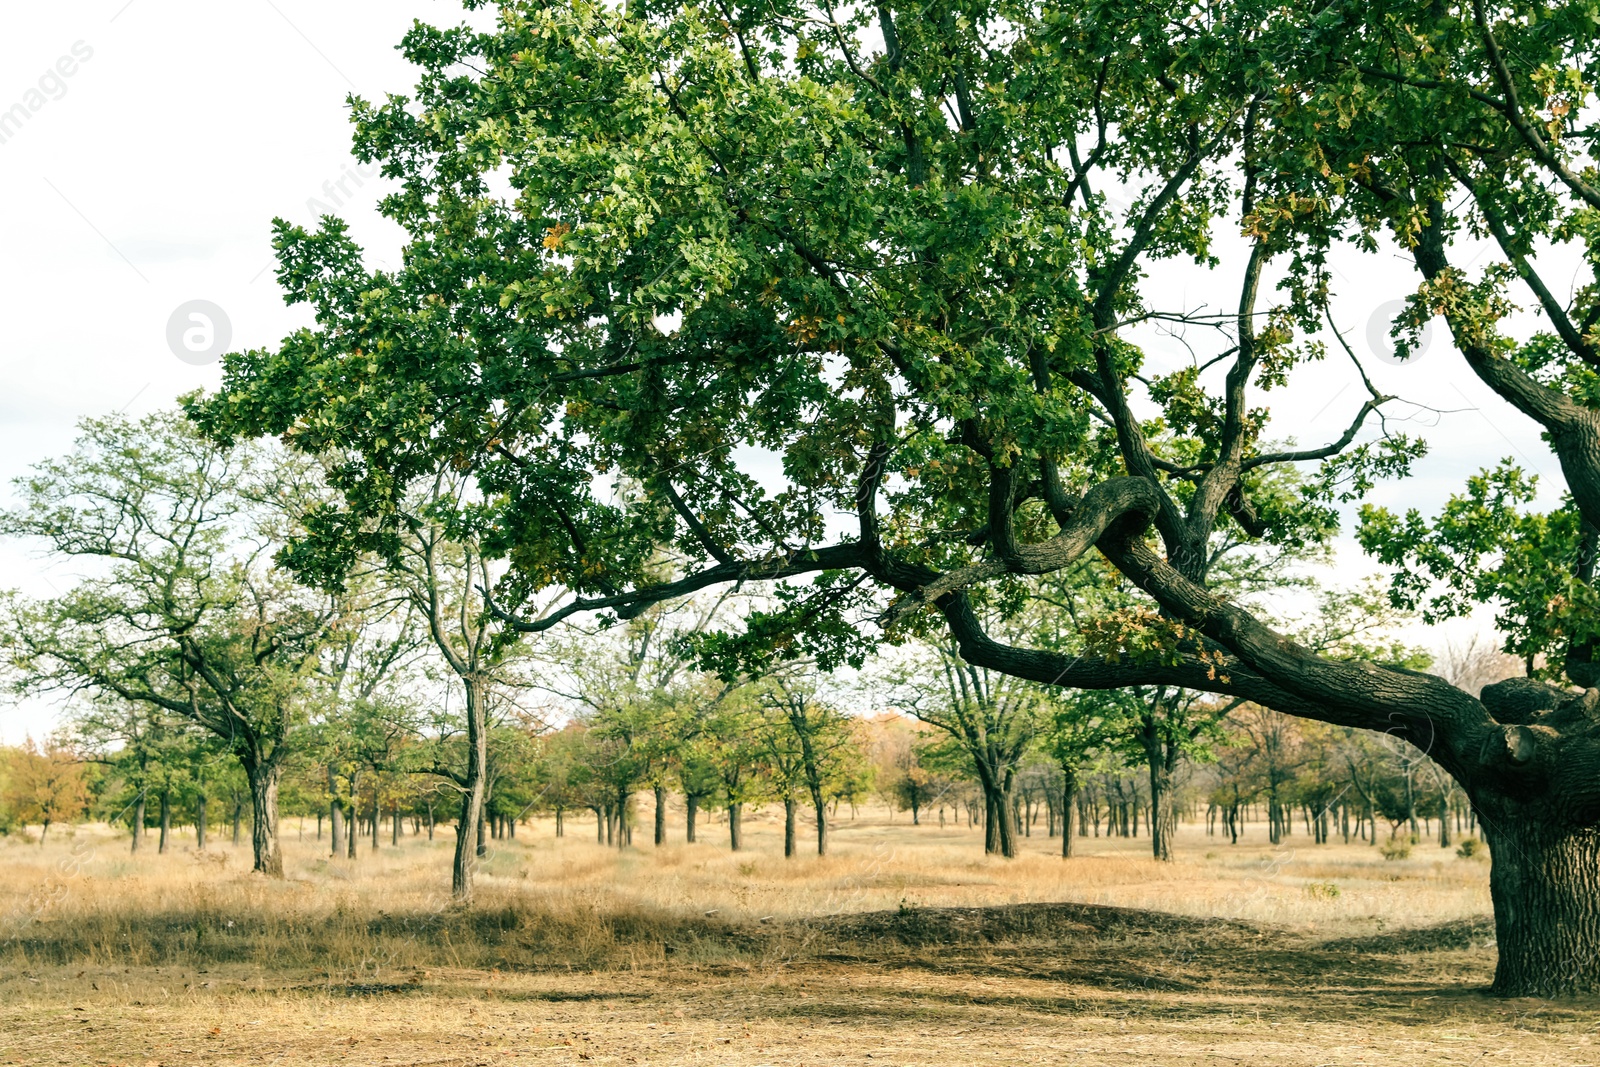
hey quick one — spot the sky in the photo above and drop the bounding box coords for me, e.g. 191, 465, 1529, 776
0, 1, 1569, 740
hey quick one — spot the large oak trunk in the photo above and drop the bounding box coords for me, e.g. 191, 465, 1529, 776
1482, 815, 1600, 996
247, 761, 283, 878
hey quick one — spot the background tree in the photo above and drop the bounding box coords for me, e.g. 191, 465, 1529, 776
701, 690, 769, 852
866, 713, 945, 827
758, 671, 860, 856
1043, 691, 1128, 857
1, 412, 343, 877
886, 634, 1048, 858
357, 472, 535, 899
1, 738, 88, 846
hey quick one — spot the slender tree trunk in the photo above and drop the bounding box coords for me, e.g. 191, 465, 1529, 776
327, 767, 345, 858
372, 786, 382, 851
685, 794, 699, 843
245, 760, 283, 878
654, 785, 667, 846
195, 792, 207, 851
1143, 727, 1177, 863
476, 798, 489, 858
784, 796, 797, 858
810, 786, 829, 857
130, 793, 145, 853
1405, 774, 1417, 836
158, 788, 171, 854
728, 803, 743, 851
346, 769, 360, 860
554, 807, 563, 838
978, 774, 1018, 858
1060, 769, 1077, 859
614, 788, 630, 851
392, 810, 401, 846
452, 681, 488, 901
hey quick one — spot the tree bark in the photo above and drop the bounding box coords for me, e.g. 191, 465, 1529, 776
246, 760, 283, 878
1483, 817, 1600, 995
195, 792, 207, 851
685, 794, 699, 843
327, 767, 345, 857
728, 802, 743, 851
158, 788, 171, 854
783, 796, 797, 858
130, 792, 145, 853
346, 769, 360, 860
1060, 769, 1077, 859
1142, 722, 1177, 863
654, 785, 667, 846
452, 680, 488, 901
613, 788, 630, 851
810, 788, 829, 856
979, 780, 1019, 858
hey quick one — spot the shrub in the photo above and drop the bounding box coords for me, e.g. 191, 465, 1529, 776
1305, 881, 1341, 900
1380, 839, 1412, 861
1456, 838, 1485, 860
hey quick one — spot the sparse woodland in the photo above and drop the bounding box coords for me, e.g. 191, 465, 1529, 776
8, 0, 1600, 1028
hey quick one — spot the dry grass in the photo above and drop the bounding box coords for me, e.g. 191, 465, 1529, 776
0, 808, 1594, 1065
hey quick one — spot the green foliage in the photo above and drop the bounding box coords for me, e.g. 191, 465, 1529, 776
1380, 838, 1413, 861
191, 0, 1372, 660
1359, 463, 1587, 672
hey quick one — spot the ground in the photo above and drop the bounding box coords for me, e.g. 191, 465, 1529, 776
1, 807, 1596, 1065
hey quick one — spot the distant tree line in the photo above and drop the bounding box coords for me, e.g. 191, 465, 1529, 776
0, 412, 1507, 892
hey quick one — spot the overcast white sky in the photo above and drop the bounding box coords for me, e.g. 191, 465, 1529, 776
0, 2, 1565, 739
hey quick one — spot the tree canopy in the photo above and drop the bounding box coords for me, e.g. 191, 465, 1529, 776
190, 0, 1600, 995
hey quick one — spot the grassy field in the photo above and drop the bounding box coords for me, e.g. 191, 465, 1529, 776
1, 806, 1595, 1065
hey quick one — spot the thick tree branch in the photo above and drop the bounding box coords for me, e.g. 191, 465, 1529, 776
486, 543, 869, 633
